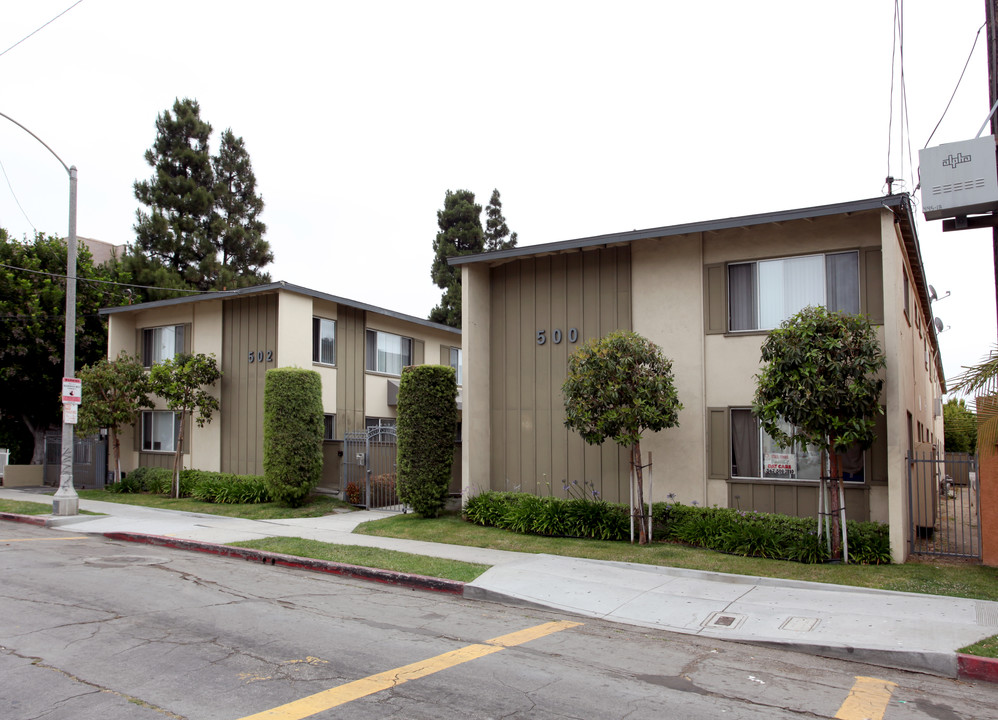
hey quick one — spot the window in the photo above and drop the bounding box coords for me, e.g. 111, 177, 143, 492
449, 347, 462, 385
365, 329, 412, 375
366, 417, 396, 440
323, 414, 336, 441
903, 268, 910, 323
728, 251, 859, 331
142, 325, 184, 367
730, 408, 863, 482
142, 411, 180, 452
312, 317, 336, 365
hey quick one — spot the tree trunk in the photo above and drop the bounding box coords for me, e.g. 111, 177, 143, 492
828, 440, 842, 559
172, 411, 186, 499
632, 443, 648, 545
24, 416, 48, 465
111, 429, 121, 483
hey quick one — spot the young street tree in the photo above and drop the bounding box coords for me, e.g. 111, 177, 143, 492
75, 354, 152, 483
562, 330, 683, 544
753, 306, 885, 560
133, 98, 272, 293
483, 188, 518, 252
0, 230, 126, 463
429, 189, 484, 328
148, 353, 222, 498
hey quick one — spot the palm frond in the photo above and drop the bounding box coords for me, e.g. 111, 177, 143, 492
949, 345, 998, 456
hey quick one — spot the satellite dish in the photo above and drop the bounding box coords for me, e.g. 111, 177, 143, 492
933, 317, 945, 333
929, 285, 938, 302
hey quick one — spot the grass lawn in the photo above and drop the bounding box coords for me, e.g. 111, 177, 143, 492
355, 512, 998, 602
74, 490, 354, 520
0, 498, 102, 516
959, 635, 998, 659
230, 537, 489, 582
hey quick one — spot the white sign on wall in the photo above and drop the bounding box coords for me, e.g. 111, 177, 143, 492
764, 452, 796, 479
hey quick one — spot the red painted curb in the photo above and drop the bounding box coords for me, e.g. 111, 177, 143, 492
958, 654, 998, 684
0, 512, 48, 527
102, 531, 466, 595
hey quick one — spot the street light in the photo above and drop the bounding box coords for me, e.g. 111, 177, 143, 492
0, 111, 79, 515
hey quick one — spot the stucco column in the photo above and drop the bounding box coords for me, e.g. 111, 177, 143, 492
461, 263, 491, 500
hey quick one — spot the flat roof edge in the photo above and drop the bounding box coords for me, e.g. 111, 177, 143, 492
99, 281, 460, 335
449, 195, 908, 266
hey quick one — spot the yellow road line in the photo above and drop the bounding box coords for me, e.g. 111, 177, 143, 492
2, 536, 91, 542
237, 620, 582, 720
835, 676, 897, 720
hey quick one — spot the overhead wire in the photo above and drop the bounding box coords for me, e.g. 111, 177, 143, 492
924, 21, 987, 150
0, 261, 237, 295
0, 156, 37, 231
0, 0, 87, 59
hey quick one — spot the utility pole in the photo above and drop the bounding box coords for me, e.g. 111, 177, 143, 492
987, 0, 998, 337
0, 111, 79, 515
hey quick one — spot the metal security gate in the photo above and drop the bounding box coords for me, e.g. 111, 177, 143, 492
908, 452, 981, 560
343, 427, 405, 512
42, 432, 108, 490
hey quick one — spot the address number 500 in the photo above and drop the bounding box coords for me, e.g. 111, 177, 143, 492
536, 328, 578, 346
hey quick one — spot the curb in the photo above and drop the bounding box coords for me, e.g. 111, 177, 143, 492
102, 531, 466, 596
0, 512, 47, 527
958, 653, 998, 683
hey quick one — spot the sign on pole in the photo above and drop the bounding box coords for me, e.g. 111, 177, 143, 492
62, 377, 82, 404
63, 403, 78, 425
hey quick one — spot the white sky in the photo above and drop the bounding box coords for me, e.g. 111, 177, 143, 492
1, 1, 995, 391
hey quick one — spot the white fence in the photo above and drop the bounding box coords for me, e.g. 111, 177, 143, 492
0, 448, 9, 479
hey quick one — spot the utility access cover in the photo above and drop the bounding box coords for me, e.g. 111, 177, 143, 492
702, 612, 746, 630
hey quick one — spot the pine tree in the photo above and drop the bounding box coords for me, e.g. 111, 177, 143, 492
133, 98, 216, 288
429, 189, 483, 328
484, 188, 518, 252
212, 129, 272, 287
133, 99, 272, 292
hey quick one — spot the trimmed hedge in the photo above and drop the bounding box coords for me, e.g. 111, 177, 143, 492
463, 491, 892, 564
111, 468, 270, 504
653, 502, 892, 564
396, 364, 457, 518
263, 368, 324, 507
464, 491, 629, 541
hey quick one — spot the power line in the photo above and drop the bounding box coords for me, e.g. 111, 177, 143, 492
0, 0, 87, 59
923, 21, 986, 149
0, 155, 37, 231
0, 261, 236, 296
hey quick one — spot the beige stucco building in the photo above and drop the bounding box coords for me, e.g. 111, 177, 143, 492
452, 194, 944, 562
101, 282, 461, 493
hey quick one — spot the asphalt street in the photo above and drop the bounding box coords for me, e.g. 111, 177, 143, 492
1, 523, 995, 720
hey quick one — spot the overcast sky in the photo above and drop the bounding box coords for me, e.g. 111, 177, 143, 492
1, 1, 995, 391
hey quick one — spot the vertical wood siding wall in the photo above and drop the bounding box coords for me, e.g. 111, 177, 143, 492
221, 294, 278, 475
489, 248, 632, 502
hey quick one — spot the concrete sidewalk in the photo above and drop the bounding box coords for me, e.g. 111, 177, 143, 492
2, 487, 997, 679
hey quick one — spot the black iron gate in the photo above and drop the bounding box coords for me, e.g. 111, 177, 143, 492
43, 432, 108, 489
343, 427, 405, 512
907, 452, 981, 560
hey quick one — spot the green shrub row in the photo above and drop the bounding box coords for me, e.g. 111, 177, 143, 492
463, 491, 892, 564
263, 368, 324, 507
464, 491, 630, 541
653, 503, 892, 565
111, 468, 271, 504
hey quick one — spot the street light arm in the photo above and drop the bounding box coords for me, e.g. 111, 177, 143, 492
0, 110, 70, 175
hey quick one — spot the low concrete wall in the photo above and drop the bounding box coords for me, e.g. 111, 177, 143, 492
2, 464, 44, 487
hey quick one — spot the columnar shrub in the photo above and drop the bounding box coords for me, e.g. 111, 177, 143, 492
263, 368, 324, 507
396, 364, 457, 518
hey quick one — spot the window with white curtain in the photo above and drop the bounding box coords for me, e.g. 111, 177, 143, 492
730, 408, 864, 482
449, 347, 462, 385
312, 317, 336, 365
141, 325, 184, 367
365, 329, 412, 375
728, 251, 859, 331
142, 411, 180, 452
